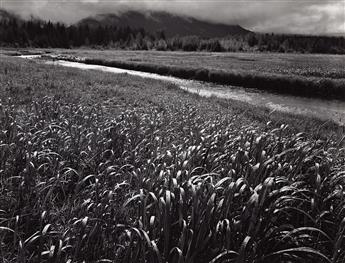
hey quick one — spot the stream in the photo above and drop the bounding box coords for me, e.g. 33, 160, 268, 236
20, 55, 345, 125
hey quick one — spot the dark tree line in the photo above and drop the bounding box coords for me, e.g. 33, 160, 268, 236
245, 33, 345, 54
1, 18, 344, 54
0, 19, 160, 48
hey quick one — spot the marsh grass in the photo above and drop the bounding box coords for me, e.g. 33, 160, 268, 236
80, 58, 345, 101
6, 49, 345, 100
39, 49, 345, 79
0, 56, 344, 263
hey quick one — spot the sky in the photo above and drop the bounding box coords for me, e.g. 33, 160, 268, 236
1, 0, 344, 35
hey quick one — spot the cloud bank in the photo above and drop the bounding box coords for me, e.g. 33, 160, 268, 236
2, 0, 344, 35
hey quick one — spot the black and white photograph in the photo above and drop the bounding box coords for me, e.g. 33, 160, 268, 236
0, 0, 344, 262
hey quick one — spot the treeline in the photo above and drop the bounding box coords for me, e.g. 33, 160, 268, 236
1, 18, 345, 54
245, 33, 345, 54
0, 19, 159, 49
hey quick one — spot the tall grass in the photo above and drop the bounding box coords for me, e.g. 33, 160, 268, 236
1, 96, 344, 262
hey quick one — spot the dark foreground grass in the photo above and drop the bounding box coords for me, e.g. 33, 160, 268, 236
0, 57, 344, 263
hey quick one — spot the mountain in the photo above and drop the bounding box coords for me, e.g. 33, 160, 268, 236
77, 10, 251, 38
0, 9, 21, 22
0, 9, 43, 24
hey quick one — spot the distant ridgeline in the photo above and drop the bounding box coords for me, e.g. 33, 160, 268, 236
0, 9, 344, 54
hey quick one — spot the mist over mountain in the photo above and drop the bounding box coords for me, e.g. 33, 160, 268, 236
0, 9, 43, 24
3, 0, 344, 36
77, 11, 251, 38
0, 9, 21, 22
1, 8, 344, 54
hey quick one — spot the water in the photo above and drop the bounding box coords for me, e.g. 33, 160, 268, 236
20, 55, 345, 125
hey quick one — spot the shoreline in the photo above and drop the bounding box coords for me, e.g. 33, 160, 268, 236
3, 48, 345, 101
4, 54, 344, 140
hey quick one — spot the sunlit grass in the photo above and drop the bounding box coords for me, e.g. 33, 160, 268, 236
1, 95, 344, 262
0, 56, 344, 262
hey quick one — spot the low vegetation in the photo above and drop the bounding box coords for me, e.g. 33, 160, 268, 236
74, 56, 345, 101
39, 49, 343, 79
1, 57, 344, 263
20, 48, 342, 101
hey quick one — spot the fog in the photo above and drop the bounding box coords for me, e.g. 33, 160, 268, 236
2, 0, 344, 35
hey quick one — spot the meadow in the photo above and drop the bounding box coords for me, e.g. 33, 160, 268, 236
51, 49, 345, 79
0, 56, 345, 263
39, 49, 345, 101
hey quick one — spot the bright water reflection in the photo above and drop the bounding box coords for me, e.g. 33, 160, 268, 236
20, 55, 345, 125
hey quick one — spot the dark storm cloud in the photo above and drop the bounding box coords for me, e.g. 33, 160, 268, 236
2, 0, 344, 35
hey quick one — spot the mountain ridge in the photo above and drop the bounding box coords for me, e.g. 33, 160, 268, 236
0, 9, 21, 22
77, 10, 251, 38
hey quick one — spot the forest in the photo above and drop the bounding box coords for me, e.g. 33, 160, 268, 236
1, 17, 345, 54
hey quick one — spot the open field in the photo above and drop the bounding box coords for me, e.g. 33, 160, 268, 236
3, 49, 345, 100
14, 48, 343, 101
0, 56, 344, 262
4, 49, 345, 79
51, 49, 345, 79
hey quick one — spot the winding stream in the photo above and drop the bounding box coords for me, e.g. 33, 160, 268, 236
20, 55, 345, 125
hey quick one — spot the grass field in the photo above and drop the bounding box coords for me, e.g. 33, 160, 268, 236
51, 49, 345, 79
3, 49, 345, 100
1, 56, 345, 263
28, 48, 345, 101
3, 49, 345, 79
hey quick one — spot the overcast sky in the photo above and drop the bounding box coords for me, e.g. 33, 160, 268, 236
1, 0, 344, 35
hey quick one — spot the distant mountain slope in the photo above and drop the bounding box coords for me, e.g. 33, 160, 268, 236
0, 9, 42, 24
77, 10, 251, 38
0, 9, 21, 22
